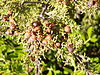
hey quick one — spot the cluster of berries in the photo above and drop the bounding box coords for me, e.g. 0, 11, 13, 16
24, 20, 73, 53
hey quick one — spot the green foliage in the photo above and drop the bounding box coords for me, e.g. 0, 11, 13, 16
0, 35, 27, 74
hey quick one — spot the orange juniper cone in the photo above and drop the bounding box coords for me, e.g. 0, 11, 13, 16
46, 28, 51, 33
42, 39, 48, 44
54, 42, 61, 47
28, 35, 36, 43
32, 22, 38, 27
24, 32, 31, 39
37, 21, 41, 25
45, 34, 52, 40
49, 23, 55, 28
64, 25, 71, 33
10, 18, 15, 23
30, 45, 34, 50
10, 25, 16, 30
2, 15, 9, 21
44, 20, 50, 26
5, 29, 13, 35
10, 22, 15, 25
67, 43, 74, 53
62, 1, 67, 5
32, 21, 41, 27
37, 35, 42, 41
28, 55, 35, 62
7, 10, 13, 16
67, 47, 74, 53
88, 0, 99, 7
10, 23, 16, 30
33, 26, 41, 32
29, 34, 36, 41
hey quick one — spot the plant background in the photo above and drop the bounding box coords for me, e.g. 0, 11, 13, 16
0, 0, 100, 75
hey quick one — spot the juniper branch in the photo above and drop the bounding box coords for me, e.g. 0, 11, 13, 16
22, 1, 44, 5
39, 4, 49, 19
39, 0, 51, 19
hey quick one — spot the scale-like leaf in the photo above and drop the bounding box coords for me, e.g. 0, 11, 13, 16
87, 27, 93, 38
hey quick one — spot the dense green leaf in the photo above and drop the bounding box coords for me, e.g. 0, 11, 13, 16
87, 27, 93, 38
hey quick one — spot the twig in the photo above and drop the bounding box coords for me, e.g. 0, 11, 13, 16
73, 53, 83, 63
35, 59, 41, 75
22, 1, 44, 5
39, 0, 51, 19
22, 1, 50, 19
84, 38, 90, 44
28, 63, 30, 75
39, 4, 49, 19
